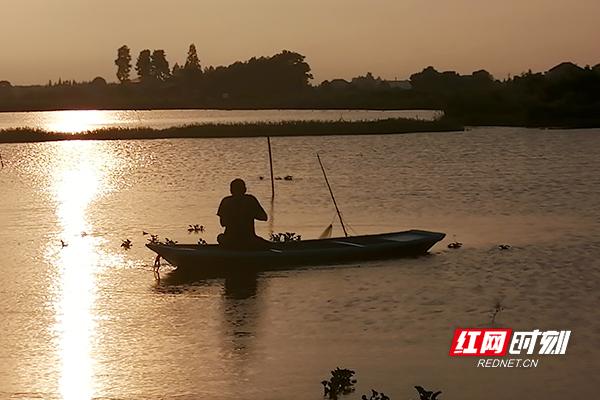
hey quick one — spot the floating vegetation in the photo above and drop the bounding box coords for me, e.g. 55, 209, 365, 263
318, 368, 443, 400
187, 224, 205, 233
361, 389, 390, 400
60, 240, 68, 248
142, 231, 149, 236
447, 234, 462, 249
145, 235, 179, 246
490, 299, 505, 324
321, 368, 357, 399
121, 239, 132, 250
147, 234, 160, 244
164, 238, 178, 246
197, 238, 208, 245
414, 386, 442, 400
283, 175, 294, 181
270, 232, 302, 242
498, 244, 511, 250
80, 231, 88, 237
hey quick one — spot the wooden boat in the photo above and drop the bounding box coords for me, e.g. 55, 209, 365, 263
146, 230, 445, 274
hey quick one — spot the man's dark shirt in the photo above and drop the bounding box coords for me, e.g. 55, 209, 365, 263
217, 194, 267, 242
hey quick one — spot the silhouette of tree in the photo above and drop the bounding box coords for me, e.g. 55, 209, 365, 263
184, 44, 202, 72
91, 76, 107, 86
136, 49, 152, 81
150, 50, 171, 81
172, 63, 182, 78
200, 50, 312, 101
115, 45, 132, 83
0, 81, 11, 98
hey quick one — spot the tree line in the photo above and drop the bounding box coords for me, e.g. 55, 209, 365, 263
0, 45, 599, 127
114, 44, 202, 83
113, 44, 313, 99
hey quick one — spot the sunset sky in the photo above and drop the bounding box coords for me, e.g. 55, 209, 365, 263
1, 0, 599, 85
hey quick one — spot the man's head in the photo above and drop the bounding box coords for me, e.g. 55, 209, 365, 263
230, 178, 247, 196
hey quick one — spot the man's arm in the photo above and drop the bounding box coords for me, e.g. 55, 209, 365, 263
253, 197, 268, 221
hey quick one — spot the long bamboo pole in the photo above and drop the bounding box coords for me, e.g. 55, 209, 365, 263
317, 153, 348, 237
267, 137, 274, 198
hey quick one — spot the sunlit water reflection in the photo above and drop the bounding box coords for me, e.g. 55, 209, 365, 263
45, 110, 115, 134
0, 126, 598, 399
43, 142, 120, 399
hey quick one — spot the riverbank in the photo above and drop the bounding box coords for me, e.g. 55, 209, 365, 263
0, 117, 463, 144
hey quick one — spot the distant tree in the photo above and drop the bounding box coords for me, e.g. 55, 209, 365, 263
0, 80, 11, 97
136, 49, 152, 81
91, 76, 107, 86
172, 63, 182, 77
115, 45, 132, 83
351, 72, 382, 90
184, 44, 202, 72
150, 50, 171, 81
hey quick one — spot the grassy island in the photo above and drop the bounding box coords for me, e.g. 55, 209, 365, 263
0, 117, 464, 144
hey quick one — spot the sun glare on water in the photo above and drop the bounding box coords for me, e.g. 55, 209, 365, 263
45, 110, 112, 133
45, 141, 118, 399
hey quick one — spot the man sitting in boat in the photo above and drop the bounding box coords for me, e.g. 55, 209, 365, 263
217, 178, 270, 250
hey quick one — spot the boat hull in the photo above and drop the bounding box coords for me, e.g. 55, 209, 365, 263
146, 230, 445, 274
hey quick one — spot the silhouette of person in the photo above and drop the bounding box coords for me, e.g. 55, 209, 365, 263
217, 179, 270, 250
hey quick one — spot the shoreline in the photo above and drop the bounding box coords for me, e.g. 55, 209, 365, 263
0, 117, 464, 144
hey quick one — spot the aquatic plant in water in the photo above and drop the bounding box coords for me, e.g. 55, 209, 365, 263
321, 368, 357, 399
270, 232, 302, 242
414, 386, 442, 400
490, 299, 505, 324
187, 224, 205, 233
447, 234, 462, 249
362, 389, 390, 400
163, 238, 178, 246
145, 234, 177, 246
147, 234, 160, 244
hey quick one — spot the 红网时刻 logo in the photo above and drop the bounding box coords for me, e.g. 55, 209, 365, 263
449, 328, 571, 368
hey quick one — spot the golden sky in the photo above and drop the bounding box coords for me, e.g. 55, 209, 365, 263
1, 0, 599, 84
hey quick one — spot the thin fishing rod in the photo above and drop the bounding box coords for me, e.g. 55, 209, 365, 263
316, 153, 348, 238
267, 137, 275, 198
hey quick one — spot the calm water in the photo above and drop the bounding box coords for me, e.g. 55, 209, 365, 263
0, 109, 440, 133
0, 126, 599, 399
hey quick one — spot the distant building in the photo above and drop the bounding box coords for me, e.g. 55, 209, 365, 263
545, 62, 583, 79
322, 75, 412, 91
